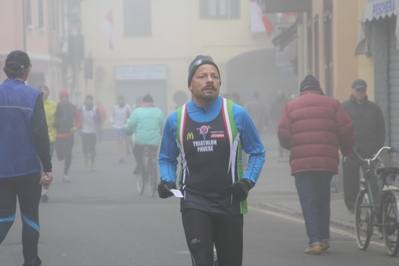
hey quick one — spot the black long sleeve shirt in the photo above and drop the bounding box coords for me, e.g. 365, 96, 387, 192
32, 95, 52, 172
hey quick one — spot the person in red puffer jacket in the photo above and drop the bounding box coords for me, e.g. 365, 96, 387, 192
278, 75, 354, 255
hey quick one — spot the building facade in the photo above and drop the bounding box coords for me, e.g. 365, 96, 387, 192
356, 0, 399, 147
0, 0, 71, 101
258, 0, 360, 101
78, 0, 298, 126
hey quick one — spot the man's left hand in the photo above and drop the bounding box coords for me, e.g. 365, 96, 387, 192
230, 179, 254, 202
40, 172, 53, 186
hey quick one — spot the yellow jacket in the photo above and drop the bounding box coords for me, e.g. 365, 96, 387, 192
43, 99, 57, 142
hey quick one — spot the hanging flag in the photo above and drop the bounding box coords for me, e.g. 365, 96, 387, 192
250, 0, 274, 37
99, 10, 115, 49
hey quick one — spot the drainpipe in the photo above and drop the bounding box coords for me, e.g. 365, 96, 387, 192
22, 0, 27, 51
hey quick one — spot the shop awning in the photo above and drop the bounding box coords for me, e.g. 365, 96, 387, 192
272, 22, 297, 49
356, 0, 399, 55
256, 0, 311, 13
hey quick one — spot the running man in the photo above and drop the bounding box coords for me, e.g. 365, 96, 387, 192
158, 55, 265, 266
80, 94, 102, 170
111, 95, 132, 162
54, 89, 81, 182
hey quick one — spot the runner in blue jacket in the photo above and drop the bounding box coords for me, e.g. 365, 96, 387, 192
158, 55, 265, 266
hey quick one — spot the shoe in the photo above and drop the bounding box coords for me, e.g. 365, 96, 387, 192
63, 175, 70, 183
119, 156, 125, 163
91, 165, 96, 171
305, 245, 322, 255
83, 157, 88, 168
348, 209, 355, 214
41, 189, 49, 203
321, 241, 330, 251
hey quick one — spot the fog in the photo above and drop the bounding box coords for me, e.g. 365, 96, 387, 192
3, 0, 399, 265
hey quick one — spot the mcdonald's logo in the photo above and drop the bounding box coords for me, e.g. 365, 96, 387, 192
186, 132, 194, 140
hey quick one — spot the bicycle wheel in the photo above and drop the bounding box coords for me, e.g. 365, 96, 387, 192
355, 190, 373, 250
148, 158, 158, 197
382, 192, 399, 256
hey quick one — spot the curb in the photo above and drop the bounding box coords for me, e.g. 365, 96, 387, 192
256, 203, 355, 231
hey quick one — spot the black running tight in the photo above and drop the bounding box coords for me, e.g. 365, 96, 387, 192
55, 134, 74, 175
182, 208, 243, 266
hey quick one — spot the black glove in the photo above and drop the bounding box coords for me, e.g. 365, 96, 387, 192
230, 179, 254, 202
158, 180, 177, 199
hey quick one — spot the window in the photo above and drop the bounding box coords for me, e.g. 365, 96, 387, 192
24, 0, 32, 26
200, 0, 240, 19
124, 0, 152, 37
38, 0, 44, 28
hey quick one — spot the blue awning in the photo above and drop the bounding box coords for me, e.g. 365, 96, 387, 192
356, 0, 399, 55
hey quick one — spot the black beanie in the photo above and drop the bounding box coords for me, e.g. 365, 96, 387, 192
188, 55, 221, 86
142, 93, 153, 103
300, 75, 324, 95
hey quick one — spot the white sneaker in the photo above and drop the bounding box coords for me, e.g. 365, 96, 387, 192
41, 189, 49, 203
63, 175, 70, 183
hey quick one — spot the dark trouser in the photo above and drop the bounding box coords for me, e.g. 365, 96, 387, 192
55, 134, 74, 175
132, 144, 158, 170
294, 171, 332, 246
133, 143, 144, 170
342, 153, 380, 212
0, 173, 42, 266
182, 209, 243, 266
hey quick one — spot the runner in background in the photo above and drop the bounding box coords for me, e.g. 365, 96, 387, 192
110, 95, 132, 162
80, 94, 102, 171
54, 89, 81, 182
96, 101, 107, 142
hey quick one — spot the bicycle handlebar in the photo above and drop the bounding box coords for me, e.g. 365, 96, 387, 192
354, 146, 399, 163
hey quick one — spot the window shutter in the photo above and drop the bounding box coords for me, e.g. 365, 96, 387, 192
200, 0, 209, 19
230, 0, 240, 19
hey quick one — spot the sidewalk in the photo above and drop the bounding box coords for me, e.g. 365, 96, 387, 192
253, 132, 356, 230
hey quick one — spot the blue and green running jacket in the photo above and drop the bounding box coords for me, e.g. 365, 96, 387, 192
158, 97, 265, 214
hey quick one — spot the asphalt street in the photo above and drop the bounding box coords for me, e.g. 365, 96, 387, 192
1, 132, 398, 265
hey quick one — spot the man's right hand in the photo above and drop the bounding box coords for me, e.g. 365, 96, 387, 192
158, 180, 177, 199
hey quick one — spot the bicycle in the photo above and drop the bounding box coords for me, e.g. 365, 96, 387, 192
354, 146, 399, 256
135, 145, 158, 197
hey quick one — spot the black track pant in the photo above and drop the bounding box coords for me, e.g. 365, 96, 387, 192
182, 208, 243, 266
55, 134, 74, 175
0, 173, 42, 266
